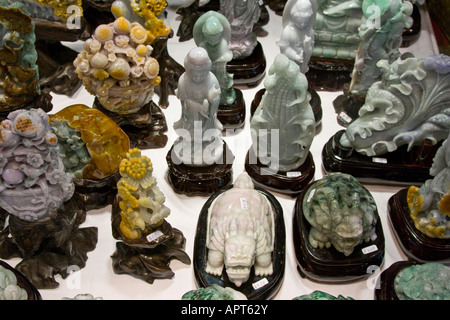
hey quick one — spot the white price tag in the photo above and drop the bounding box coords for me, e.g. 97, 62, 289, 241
146, 230, 164, 243
252, 278, 269, 290
287, 171, 302, 178
372, 157, 387, 164
362, 245, 378, 254
240, 198, 248, 210
339, 111, 352, 123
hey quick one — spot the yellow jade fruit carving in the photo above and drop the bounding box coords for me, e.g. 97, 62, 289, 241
117, 148, 170, 240
34, 0, 83, 21
49, 104, 130, 180
111, 0, 170, 44
74, 17, 161, 114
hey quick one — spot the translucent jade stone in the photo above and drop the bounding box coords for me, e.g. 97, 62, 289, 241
49, 104, 130, 180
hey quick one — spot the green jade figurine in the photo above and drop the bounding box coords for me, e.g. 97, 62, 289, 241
193, 10, 246, 129
246, 53, 315, 196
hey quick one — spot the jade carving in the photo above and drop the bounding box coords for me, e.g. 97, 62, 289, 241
0, 0, 40, 111
182, 284, 247, 300
302, 173, 379, 256
193, 11, 236, 105
172, 47, 223, 166
74, 17, 161, 114
117, 148, 170, 240
251, 53, 315, 173
220, 0, 261, 59
0, 109, 74, 222
348, 0, 414, 95
407, 133, 450, 239
394, 263, 450, 300
340, 54, 450, 157
278, 0, 317, 73
206, 172, 274, 287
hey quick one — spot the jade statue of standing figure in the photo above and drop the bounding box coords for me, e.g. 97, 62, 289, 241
167, 47, 234, 196
172, 47, 223, 166
220, 0, 260, 59
333, 0, 415, 125
348, 0, 414, 96
246, 54, 316, 196
194, 11, 235, 106
278, 0, 317, 74
193, 10, 246, 129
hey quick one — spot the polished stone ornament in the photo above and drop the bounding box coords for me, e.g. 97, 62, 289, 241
246, 54, 315, 196
292, 290, 354, 300
333, 0, 414, 123
111, 148, 191, 283
387, 132, 450, 262
323, 54, 450, 184
194, 10, 246, 129
112, 0, 184, 109
0, 263, 28, 300
0, 1, 52, 118
49, 104, 130, 210
0, 109, 97, 289
294, 172, 385, 282
194, 172, 285, 299
167, 47, 234, 196
407, 134, 450, 240
182, 284, 247, 300
394, 263, 450, 300
74, 17, 168, 149
74, 18, 160, 115
278, 0, 317, 74
221, 0, 266, 87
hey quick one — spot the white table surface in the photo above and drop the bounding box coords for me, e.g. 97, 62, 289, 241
4, 3, 440, 300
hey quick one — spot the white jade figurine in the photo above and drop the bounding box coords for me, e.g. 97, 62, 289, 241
172, 47, 224, 166
205, 172, 274, 287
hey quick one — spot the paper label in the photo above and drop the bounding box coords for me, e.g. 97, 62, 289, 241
287, 171, 302, 178
252, 278, 269, 290
146, 230, 164, 243
362, 245, 378, 254
372, 157, 387, 164
240, 198, 248, 210
339, 111, 352, 123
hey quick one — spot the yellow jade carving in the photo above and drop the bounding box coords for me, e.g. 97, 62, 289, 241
34, 0, 83, 21
117, 148, 170, 240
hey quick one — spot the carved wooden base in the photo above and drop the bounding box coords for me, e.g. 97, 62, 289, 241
306, 57, 354, 92
93, 98, 168, 149
110, 195, 191, 284
0, 92, 53, 122
193, 185, 285, 300
332, 84, 366, 127
245, 148, 315, 197
250, 87, 323, 130
293, 187, 385, 283
388, 188, 450, 262
0, 195, 98, 289
218, 88, 246, 129
166, 142, 234, 196
227, 42, 266, 87
73, 172, 120, 211
322, 130, 440, 185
